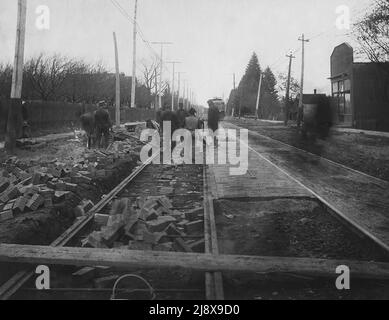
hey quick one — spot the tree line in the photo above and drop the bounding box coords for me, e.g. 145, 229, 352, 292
0, 53, 180, 109
227, 0, 389, 120
226, 52, 298, 120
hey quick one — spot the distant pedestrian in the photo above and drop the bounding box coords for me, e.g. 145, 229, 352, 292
207, 100, 220, 132
21, 101, 31, 139
176, 102, 188, 129
161, 104, 179, 134
80, 111, 95, 149
185, 108, 201, 133
94, 101, 112, 149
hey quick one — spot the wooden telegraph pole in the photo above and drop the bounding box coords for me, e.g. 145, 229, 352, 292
151, 42, 173, 109
285, 53, 295, 126
113, 32, 121, 127
154, 68, 158, 109
130, 0, 138, 109
255, 73, 264, 120
166, 61, 180, 111
6, 0, 27, 152
232, 73, 236, 117
298, 34, 309, 127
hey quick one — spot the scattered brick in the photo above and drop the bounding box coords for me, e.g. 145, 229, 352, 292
184, 207, 203, 221
101, 223, 124, 247
173, 238, 193, 253
140, 207, 158, 221
188, 239, 205, 253
82, 232, 108, 249
31, 172, 41, 185
94, 214, 109, 226
184, 220, 204, 234
65, 183, 78, 192
147, 216, 177, 233
81, 200, 94, 213
0, 185, 20, 203
0, 180, 10, 193
26, 194, 45, 211
13, 196, 28, 214
164, 224, 186, 237
0, 210, 13, 222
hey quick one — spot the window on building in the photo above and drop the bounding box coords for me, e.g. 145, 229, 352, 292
332, 78, 352, 123
332, 82, 338, 94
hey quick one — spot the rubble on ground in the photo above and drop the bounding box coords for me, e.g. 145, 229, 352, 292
0, 130, 142, 227
82, 196, 205, 254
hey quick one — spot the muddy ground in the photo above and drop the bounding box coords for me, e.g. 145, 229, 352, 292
215, 198, 389, 300
228, 119, 389, 182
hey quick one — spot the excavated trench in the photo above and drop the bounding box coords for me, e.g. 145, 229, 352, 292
214, 197, 389, 300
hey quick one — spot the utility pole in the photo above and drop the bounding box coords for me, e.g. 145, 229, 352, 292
298, 34, 309, 127
154, 68, 158, 109
232, 73, 236, 117
182, 80, 186, 109
151, 42, 173, 109
113, 32, 121, 126
130, 0, 138, 109
177, 72, 186, 107
186, 85, 190, 110
285, 53, 295, 126
166, 61, 180, 111
255, 73, 264, 120
6, 0, 27, 152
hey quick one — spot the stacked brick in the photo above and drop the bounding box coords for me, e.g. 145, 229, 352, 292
82, 196, 205, 254
0, 136, 140, 224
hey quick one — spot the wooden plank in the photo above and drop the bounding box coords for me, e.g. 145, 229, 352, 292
203, 163, 216, 300
204, 165, 224, 300
1, 244, 389, 280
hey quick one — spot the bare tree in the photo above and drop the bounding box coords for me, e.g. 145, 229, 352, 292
140, 58, 169, 95
24, 54, 79, 100
278, 73, 300, 101
0, 63, 13, 98
354, 0, 389, 65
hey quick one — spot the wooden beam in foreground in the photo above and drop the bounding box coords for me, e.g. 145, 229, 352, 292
1, 244, 389, 280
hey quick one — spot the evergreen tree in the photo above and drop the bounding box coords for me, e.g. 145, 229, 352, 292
237, 52, 261, 115
261, 67, 281, 120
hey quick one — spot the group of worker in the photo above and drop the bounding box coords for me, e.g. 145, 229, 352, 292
80, 100, 221, 149
80, 101, 112, 149
156, 103, 205, 134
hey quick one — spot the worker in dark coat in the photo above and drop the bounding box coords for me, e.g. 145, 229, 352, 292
161, 105, 179, 135
80, 111, 96, 149
94, 101, 112, 149
176, 102, 188, 129
207, 100, 220, 132
184, 108, 201, 132
160, 104, 179, 150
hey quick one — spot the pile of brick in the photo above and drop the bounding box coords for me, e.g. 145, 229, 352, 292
0, 145, 138, 223
82, 196, 205, 253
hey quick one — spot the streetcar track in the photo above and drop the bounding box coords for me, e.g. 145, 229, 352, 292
225, 122, 389, 255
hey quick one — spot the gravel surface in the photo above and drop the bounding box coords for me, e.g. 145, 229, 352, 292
228, 119, 389, 181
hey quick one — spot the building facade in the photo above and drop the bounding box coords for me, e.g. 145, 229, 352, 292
330, 43, 389, 131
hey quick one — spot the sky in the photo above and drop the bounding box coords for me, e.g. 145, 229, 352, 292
0, 0, 374, 106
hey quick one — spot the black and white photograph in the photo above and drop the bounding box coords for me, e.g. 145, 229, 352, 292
0, 0, 389, 305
